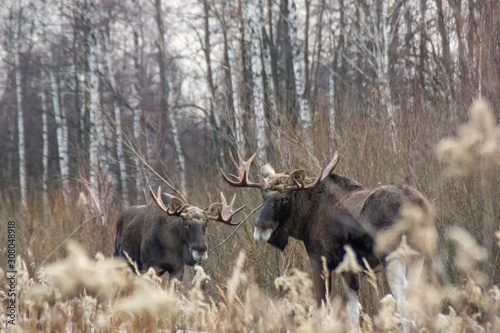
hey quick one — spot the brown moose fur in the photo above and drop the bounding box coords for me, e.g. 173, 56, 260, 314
114, 193, 209, 281
255, 170, 436, 302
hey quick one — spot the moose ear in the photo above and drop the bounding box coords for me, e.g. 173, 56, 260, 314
261, 163, 275, 181
288, 169, 305, 185
206, 202, 222, 216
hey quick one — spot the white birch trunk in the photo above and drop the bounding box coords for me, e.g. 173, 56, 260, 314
256, 0, 266, 160
131, 20, 142, 194
328, 21, 335, 151
41, 0, 68, 192
14, 17, 26, 207
50, 69, 68, 190
288, 0, 303, 119
249, 1, 265, 157
112, 100, 127, 200
169, 111, 186, 196
289, 0, 305, 121
103, 31, 128, 202
380, 0, 397, 154
88, 27, 101, 186
82, 0, 104, 187
354, 0, 398, 154
224, 0, 240, 147
41, 70, 49, 212
96, 24, 110, 178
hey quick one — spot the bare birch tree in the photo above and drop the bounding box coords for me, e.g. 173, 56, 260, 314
100, 6, 128, 204
12, 1, 26, 206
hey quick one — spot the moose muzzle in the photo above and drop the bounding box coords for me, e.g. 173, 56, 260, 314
254, 199, 278, 241
254, 226, 273, 241
190, 243, 208, 262
191, 250, 208, 262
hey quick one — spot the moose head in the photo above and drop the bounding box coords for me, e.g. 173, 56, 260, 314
220, 150, 339, 247
149, 186, 246, 263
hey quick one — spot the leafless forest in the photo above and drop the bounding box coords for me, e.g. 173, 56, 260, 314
1, 0, 500, 331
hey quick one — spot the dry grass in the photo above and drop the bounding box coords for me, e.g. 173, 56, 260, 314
2, 98, 500, 331
2, 233, 500, 332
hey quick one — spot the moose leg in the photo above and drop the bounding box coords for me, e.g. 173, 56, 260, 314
406, 256, 424, 287
341, 272, 360, 331
310, 258, 328, 306
386, 258, 409, 330
169, 264, 185, 283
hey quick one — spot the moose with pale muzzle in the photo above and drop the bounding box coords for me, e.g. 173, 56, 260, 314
114, 186, 245, 281
221, 150, 437, 330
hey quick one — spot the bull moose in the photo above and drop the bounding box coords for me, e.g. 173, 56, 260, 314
221, 150, 436, 328
114, 186, 245, 281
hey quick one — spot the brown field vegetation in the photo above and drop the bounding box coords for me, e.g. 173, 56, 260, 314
2, 98, 500, 332
2, 0, 500, 331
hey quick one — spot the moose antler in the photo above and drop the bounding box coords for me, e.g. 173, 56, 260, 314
220, 149, 264, 189
149, 186, 187, 216
290, 152, 340, 190
208, 192, 246, 225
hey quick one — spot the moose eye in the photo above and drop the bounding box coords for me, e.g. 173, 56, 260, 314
184, 222, 190, 229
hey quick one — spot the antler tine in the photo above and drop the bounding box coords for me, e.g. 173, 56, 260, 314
319, 151, 340, 181
228, 148, 239, 168
293, 177, 306, 189
300, 152, 340, 190
150, 185, 169, 213
209, 192, 246, 225
220, 149, 264, 189
149, 185, 186, 217
166, 204, 187, 216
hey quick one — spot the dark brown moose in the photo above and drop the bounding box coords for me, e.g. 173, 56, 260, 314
221, 150, 436, 328
114, 186, 245, 281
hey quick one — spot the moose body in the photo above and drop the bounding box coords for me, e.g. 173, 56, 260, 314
222, 151, 436, 328
114, 196, 206, 280
115, 187, 244, 281
259, 174, 434, 298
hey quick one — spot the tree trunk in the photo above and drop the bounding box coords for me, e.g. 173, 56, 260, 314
333, 0, 347, 127
303, 0, 311, 106
102, 20, 127, 205
311, 0, 329, 155
128, 4, 143, 204
13, 10, 26, 207
419, 0, 428, 91
258, 0, 275, 161
450, 0, 470, 109
41, 70, 49, 214
276, 0, 300, 127
86, 5, 101, 187
311, 0, 326, 128
155, 0, 186, 196
238, 0, 257, 157
436, 0, 452, 90
41, 0, 67, 200
267, 0, 281, 119
201, 0, 222, 169
220, 0, 238, 158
